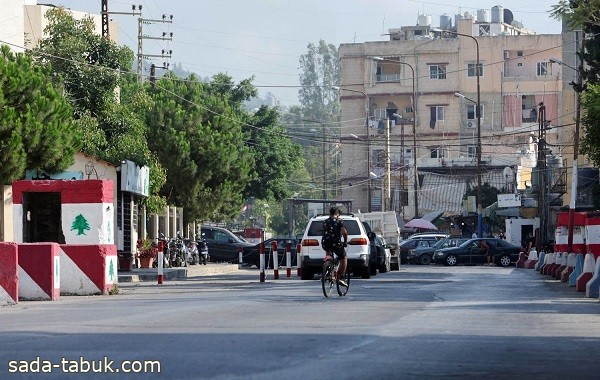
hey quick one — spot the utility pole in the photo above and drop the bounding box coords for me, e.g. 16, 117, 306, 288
137, 14, 174, 82
101, 1, 142, 40
537, 102, 547, 252
384, 118, 391, 211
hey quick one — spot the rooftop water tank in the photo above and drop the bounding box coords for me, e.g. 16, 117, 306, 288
477, 9, 490, 23
454, 13, 464, 28
417, 14, 432, 26
440, 14, 452, 30
491, 5, 504, 23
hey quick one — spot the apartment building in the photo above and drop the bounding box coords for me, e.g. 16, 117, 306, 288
338, 7, 563, 221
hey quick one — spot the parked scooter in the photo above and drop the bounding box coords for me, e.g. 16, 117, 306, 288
196, 239, 209, 265
186, 240, 199, 265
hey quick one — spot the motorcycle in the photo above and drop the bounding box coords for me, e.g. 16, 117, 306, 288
169, 236, 187, 267
196, 239, 209, 265
186, 240, 199, 265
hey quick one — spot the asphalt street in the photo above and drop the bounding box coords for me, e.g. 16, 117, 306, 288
1, 265, 599, 379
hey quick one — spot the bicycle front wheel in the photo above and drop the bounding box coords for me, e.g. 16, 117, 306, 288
336, 265, 350, 296
321, 260, 335, 298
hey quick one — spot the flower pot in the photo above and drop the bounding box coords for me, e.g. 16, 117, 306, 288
139, 257, 155, 268
119, 257, 133, 271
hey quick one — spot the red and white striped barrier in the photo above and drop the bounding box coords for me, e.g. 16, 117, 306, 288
285, 242, 292, 278
516, 250, 528, 268
576, 254, 596, 292
0, 243, 18, 305
561, 253, 576, 283
18, 243, 60, 301
12, 180, 114, 245
60, 245, 117, 295
553, 252, 568, 279
296, 243, 302, 277
272, 240, 279, 280
524, 249, 538, 269
259, 242, 265, 283
585, 217, 600, 258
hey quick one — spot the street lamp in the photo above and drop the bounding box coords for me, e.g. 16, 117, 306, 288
549, 56, 582, 254
444, 30, 482, 238
332, 85, 371, 212
371, 56, 419, 218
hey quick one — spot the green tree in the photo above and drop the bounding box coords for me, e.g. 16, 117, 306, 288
0, 45, 80, 184
463, 183, 501, 209
551, 1, 600, 168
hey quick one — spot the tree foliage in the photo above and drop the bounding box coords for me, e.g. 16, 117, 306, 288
551, 1, 600, 168
0, 45, 80, 184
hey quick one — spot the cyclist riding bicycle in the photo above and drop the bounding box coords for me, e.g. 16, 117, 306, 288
321, 207, 348, 287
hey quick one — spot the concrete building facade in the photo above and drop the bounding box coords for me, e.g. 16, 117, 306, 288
338, 11, 563, 225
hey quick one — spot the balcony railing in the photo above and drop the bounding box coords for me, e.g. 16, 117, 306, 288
503, 75, 560, 82
375, 74, 400, 82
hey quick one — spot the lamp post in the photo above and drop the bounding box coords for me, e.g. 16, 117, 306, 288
444, 30, 482, 238
371, 57, 418, 218
332, 86, 371, 212
549, 55, 582, 254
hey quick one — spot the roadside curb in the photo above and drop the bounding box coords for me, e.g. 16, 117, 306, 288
118, 264, 239, 283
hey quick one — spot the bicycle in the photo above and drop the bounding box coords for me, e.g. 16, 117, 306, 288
322, 251, 350, 298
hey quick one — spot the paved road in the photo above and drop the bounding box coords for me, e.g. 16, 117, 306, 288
1, 265, 599, 379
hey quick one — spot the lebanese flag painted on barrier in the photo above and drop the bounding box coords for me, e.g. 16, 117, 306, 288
60, 245, 117, 295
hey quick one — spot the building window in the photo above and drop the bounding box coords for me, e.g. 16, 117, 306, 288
405, 106, 413, 114
373, 108, 386, 120
467, 63, 483, 77
467, 104, 484, 120
429, 65, 446, 79
430, 146, 445, 158
429, 106, 445, 129
537, 61, 551, 76
517, 51, 523, 57
372, 149, 385, 168
468, 146, 477, 158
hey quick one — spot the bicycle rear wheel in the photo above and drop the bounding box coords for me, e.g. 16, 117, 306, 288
336, 265, 350, 296
321, 260, 334, 298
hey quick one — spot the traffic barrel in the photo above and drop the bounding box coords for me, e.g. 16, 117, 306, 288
576, 253, 596, 292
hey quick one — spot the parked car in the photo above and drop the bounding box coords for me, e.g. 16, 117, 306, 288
374, 234, 392, 273
300, 214, 371, 280
246, 237, 299, 268
200, 225, 254, 264
433, 238, 521, 267
406, 232, 449, 241
398, 238, 439, 265
408, 237, 469, 265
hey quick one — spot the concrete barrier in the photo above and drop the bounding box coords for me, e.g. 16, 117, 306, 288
535, 251, 546, 271
548, 252, 561, 277
585, 258, 600, 298
18, 243, 60, 301
0, 243, 18, 305
60, 245, 117, 295
570, 254, 584, 287
516, 250, 528, 268
561, 253, 576, 283
553, 252, 568, 279
524, 249, 538, 269
542, 252, 555, 275
576, 254, 596, 292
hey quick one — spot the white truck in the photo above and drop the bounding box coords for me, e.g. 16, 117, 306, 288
356, 211, 400, 270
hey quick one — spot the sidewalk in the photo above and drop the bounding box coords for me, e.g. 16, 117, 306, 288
117, 263, 240, 282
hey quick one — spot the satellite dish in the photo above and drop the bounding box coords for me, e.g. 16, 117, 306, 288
504, 9, 514, 24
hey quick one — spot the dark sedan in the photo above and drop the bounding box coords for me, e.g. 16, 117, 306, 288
408, 237, 469, 265
433, 238, 521, 267
245, 237, 299, 268
398, 238, 439, 264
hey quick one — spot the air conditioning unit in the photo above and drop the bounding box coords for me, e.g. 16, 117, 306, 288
466, 121, 474, 128
503, 50, 510, 60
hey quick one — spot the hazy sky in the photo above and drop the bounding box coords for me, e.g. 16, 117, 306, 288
54, 1, 563, 106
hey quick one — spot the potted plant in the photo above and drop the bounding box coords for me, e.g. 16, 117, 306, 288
137, 239, 158, 268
